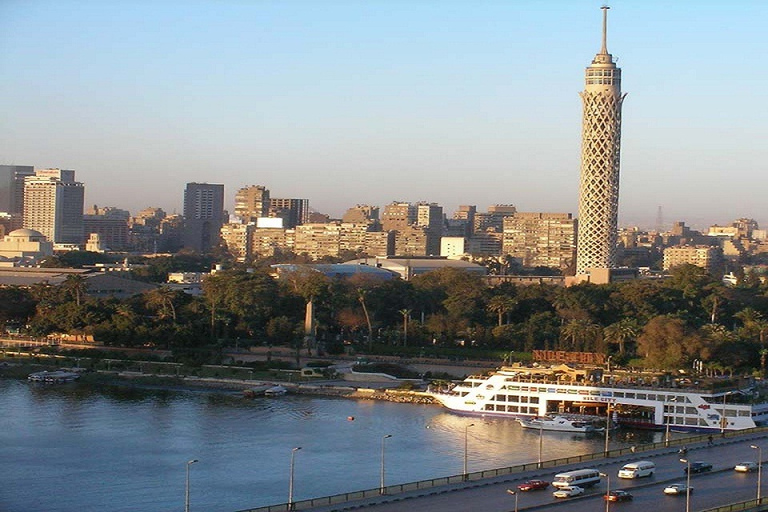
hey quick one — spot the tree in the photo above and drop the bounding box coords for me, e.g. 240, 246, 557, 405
487, 295, 518, 327
559, 318, 602, 352
145, 286, 179, 322
603, 319, 639, 355
636, 316, 698, 369
61, 274, 89, 307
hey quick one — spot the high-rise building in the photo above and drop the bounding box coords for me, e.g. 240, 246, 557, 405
0, 165, 35, 217
269, 198, 309, 228
342, 205, 380, 225
182, 182, 224, 253
234, 185, 270, 223
416, 202, 444, 256
502, 212, 576, 270
23, 168, 84, 244
575, 6, 626, 276
381, 202, 416, 231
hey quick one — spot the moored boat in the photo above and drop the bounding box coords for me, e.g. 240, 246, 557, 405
27, 370, 80, 384
428, 364, 768, 432
517, 415, 598, 433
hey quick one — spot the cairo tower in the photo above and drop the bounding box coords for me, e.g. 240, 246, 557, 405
575, 6, 626, 278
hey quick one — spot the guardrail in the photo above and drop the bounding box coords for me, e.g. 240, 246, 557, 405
235, 427, 768, 512
701, 496, 768, 512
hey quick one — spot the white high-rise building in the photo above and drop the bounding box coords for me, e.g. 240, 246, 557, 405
23, 169, 84, 245
575, 6, 626, 276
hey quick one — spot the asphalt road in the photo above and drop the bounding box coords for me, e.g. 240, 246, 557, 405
306, 433, 768, 512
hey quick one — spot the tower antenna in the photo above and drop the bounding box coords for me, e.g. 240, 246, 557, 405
600, 5, 610, 54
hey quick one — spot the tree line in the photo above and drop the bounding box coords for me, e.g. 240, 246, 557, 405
1, 262, 767, 373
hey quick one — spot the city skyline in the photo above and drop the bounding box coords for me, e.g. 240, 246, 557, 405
1, 1, 766, 229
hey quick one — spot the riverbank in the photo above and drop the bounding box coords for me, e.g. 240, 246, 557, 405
2, 361, 438, 405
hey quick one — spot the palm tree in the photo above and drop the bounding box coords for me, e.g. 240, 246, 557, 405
399, 309, 411, 347
62, 274, 89, 307
357, 289, 374, 349
487, 295, 518, 327
560, 318, 601, 352
603, 319, 639, 355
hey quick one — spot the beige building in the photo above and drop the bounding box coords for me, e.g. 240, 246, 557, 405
23, 169, 84, 245
474, 205, 517, 233
234, 185, 270, 223
503, 212, 576, 269
663, 246, 723, 274
221, 222, 254, 261
0, 228, 53, 262
251, 227, 293, 258
381, 202, 416, 231
342, 205, 379, 224
294, 223, 342, 259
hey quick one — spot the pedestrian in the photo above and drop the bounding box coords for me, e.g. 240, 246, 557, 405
707, 435, 713, 446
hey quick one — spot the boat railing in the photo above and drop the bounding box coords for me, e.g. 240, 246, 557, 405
234, 424, 768, 512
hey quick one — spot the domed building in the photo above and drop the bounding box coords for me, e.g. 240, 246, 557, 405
0, 228, 54, 262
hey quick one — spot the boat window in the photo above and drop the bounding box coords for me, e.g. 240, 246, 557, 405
625, 393, 635, 399
614, 392, 624, 397
726, 409, 738, 417
509, 395, 519, 402
739, 410, 750, 417
557, 389, 567, 393
686, 407, 697, 415
494, 394, 506, 402
636, 394, 647, 399
685, 417, 698, 425
520, 396, 529, 403
647, 394, 656, 400
509, 406, 519, 413
485, 404, 494, 411
530, 397, 539, 404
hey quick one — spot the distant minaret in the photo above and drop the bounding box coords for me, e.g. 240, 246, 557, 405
576, 6, 627, 275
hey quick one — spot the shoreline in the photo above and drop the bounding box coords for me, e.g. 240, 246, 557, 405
3, 364, 439, 405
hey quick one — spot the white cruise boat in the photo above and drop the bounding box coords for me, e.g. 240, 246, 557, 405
429, 364, 768, 432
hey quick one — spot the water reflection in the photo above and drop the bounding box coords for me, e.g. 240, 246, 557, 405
0, 380, 670, 512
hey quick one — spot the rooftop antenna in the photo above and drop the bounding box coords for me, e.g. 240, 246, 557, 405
600, 5, 610, 54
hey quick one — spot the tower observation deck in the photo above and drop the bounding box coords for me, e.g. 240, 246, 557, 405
575, 6, 627, 276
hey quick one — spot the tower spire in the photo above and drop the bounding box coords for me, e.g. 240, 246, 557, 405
600, 5, 610, 54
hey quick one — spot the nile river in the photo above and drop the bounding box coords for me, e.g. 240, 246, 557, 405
0, 379, 661, 512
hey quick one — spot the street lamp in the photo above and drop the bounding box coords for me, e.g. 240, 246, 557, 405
463, 423, 475, 480
380, 435, 392, 495
600, 472, 610, 512
604, 403, 613, 456
537, 422, 543, 468
505, 489, 519, 512
752, 444, 762, 502
680, 458, 692, 512
288, 447, 302, 510
185, 459, 198, 512
665, 396, 677, 447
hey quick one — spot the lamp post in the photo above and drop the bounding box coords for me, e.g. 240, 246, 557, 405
665, 396, 677, 447
505, 489, 519, 512
185, 459, 198, 512
288, 447, 302, 510
463, 423, 475, 481
680, 458, 692, 512
380, 435, 392, 495
537, 422, 543, 468
752, 444, 762, 502
600, 472, 610, 512
604, 403, 612, 456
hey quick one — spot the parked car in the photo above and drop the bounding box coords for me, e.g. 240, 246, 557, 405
735, 461, 759, 472
604, 490, 633, 502
664, 483, 694, 495
684, 462, 713, 474
553, 485, 584, 498
517, 480, 549, 491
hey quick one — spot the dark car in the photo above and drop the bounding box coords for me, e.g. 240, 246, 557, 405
604, 490, 633, 502
517, 480, 549, 491
684, 462, 713, 474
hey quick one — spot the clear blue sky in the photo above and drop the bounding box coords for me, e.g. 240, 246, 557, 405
1, 0, 766, 230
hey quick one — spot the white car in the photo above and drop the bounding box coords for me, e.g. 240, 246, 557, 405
553, 485, 584, 498
664, 483, 694, 495
735, 461, 759, 472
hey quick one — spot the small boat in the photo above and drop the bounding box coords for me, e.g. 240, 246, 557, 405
27, 370, 80, 384
517, 415, 597, 433
264, 385, 288, 396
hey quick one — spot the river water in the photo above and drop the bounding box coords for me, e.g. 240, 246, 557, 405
0, 379, 662, 512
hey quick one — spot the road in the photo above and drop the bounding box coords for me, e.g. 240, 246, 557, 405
305, 433, 768, 512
